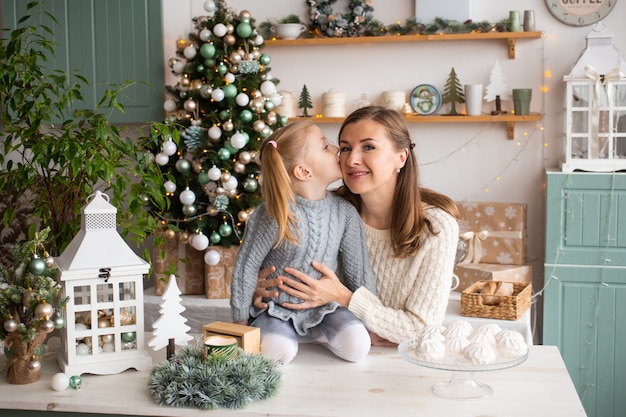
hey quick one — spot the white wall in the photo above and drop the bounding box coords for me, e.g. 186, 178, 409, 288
160, 0, 626, 340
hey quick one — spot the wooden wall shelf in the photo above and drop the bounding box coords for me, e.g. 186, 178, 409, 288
289, 113, 542, 140
265, 31, 542, 59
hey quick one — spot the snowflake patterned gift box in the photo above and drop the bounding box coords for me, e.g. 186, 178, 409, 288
204, 245, 238, 299
153, 230, 205, 295
454, 263, 532, 292
456, 202, 527, 266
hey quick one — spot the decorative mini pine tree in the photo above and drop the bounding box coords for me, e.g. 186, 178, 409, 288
442, 67, 465, 116
298, 84, 313, 117
144, 0, 287, 263
484, 59, 509, 114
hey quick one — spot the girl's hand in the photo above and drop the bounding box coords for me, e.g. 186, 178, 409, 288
279, 261, 353, 309
252, 266, 282, 309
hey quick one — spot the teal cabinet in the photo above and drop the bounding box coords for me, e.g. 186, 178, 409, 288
544, 169, 626, 417
2, 0, 164, 123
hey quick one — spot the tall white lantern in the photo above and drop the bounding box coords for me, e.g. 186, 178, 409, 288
56, 191, 152, 375
562, 24, 626, 172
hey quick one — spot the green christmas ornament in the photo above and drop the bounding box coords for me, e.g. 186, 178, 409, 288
240, 109, 253, 122
236, 22, 252, 38
217, 62, 228, 75
200, 43, 216, 58
53, 315, 65, 329
218, 148, 231, 160
204, 58, 216, 68
28, 256, 46, 275
243, 178, 258, 192
198, 172, 210, 185
210, 231, 222, 244
121, 331, 136, 343
182, 204, 197, 216
176, 158, 192, 175
219, 109, 231, 120
219, 223, 233, 237
223, 84, 237, 99
69, 375, 83, 389
259, 54, 271, 65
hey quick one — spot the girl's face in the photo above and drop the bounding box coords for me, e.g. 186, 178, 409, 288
338, 119, 406, 199
304, 125, 341, 185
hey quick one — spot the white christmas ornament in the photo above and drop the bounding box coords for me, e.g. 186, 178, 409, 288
172, 61, 185, 74
260, 80, 276, 96
179, 187, 196, 205
204, 0, 217, 13
230, 131, 247, 149
222, 176, 238, 191
270, 92, 282, 106
208, 165, 222, 181
192, 233, 209, 251
162, 139, 177, 156
51, 373, 70, 391
204, 249, 221, 266
213, 23, 227, 37
224, 72, 236, 83
164, 180, 177, 193
208, 126, 222, 140
236, 92, 250, 106
155, 153, 170, 166
163, 99, 177, 112
211, 88, 225, 102
183, 45, 197, 59
148, 275, 193, 351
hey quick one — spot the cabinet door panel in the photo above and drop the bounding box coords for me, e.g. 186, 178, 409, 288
2, 0, 163, 123
543, 265, 626, 417
545, 172, 626, 266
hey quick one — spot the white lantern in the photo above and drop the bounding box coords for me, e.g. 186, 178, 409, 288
55, 191, 151, 375
562, 24, 626, 172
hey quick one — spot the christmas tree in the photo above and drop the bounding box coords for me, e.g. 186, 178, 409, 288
299, 84, 313, 117
442, 67, 465, 116
144, 0, 287, 263
484, 59, 509, 114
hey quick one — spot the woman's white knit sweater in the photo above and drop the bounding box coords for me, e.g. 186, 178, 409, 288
347, 204, 459, 344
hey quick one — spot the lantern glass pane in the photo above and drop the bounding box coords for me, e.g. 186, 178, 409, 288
572, 85, 589, 107
119, 282, 136, 301
572, 111, 589, 133
596, 137, 609, 159
614, 84, 626, 106
614, 137, 626, 158
572, 137, 587, 159
615, 114, 626, 133
97, 283, 114, 303
119, 306, 137, 326
73, 285, 91, 305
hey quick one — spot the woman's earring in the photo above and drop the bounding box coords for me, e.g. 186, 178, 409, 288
397, 168, 401, 173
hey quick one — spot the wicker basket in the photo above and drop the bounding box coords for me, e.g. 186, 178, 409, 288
461, 280, 532, 320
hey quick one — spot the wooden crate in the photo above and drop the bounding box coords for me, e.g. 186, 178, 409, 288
461, 280, 532, 321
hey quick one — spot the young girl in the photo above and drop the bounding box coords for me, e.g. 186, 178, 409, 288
230, 121, 376, 365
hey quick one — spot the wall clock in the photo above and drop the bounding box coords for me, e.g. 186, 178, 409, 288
545, 0, 618, 26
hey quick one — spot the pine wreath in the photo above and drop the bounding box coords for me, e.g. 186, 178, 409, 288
308, 0, 376, 37
148, 345, 283, 410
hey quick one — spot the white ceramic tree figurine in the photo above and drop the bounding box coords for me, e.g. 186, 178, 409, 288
484, 60, 509, 114
148, 275, 193, 359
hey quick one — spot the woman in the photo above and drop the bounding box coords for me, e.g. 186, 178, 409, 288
254, 106, 459, 346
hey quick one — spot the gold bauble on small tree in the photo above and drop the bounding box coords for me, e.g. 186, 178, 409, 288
0, 228, 68, 384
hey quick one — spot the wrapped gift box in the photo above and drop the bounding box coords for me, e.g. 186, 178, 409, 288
454, 263, 532, 292
153, 230, 205, 295
456, 201, 527, 265
205, 245, 238, 299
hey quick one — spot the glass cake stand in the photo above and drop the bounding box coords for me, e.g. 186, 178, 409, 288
398, 338, 528, 400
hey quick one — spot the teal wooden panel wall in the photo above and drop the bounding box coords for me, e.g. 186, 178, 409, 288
2, 0, 164, 123
544, 170, 626, 417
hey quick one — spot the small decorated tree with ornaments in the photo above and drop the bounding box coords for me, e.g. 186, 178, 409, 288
0, 228, 68, 384
144, 0, 287, 273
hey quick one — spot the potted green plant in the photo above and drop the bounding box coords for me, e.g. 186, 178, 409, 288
0, 2, 168, 259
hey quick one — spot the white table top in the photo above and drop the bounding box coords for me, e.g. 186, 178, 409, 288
0, 340, 585, 417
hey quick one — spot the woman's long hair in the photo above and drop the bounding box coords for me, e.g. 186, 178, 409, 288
336, 106, 459, 258
259, 121, 314, 247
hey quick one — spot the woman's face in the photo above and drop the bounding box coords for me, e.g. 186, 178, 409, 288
338, 119, 407, 199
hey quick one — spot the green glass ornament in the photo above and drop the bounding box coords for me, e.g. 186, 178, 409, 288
210, 231, 222, 244
182, 204, 197, 217
219, 223, 233, 237
259, 53, 271, 65
219, 109, 231, 120
28, 257, 46, 275
225, 140, 238, 154
121, 331, 136, 343
69, 375, 83, 389
198, 172, 210, 185
223, 84, 237, 99
240, 109, 253, 123
175, 158, 192, 175
218, 148, 231, 160
243, 178, 258, 192
204, 58, 216, 68
217, 63, 228, 75
200, 43, 216, 58
236, 22, 252, 38
53, 315, 65, 329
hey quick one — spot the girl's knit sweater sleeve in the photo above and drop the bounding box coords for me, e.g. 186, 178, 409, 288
347, 206, 459, 344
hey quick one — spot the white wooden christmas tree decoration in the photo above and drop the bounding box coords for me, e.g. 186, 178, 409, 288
148, 274, 193, 358
484, 60, 509, 114
562, 23, 626, 172
56, 191, 152, 375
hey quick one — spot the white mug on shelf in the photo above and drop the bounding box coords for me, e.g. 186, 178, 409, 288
464, 84, 483, 116
450, 274, 460, 292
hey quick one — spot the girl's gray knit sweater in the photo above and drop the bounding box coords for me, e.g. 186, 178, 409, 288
230, 192, 375, 336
